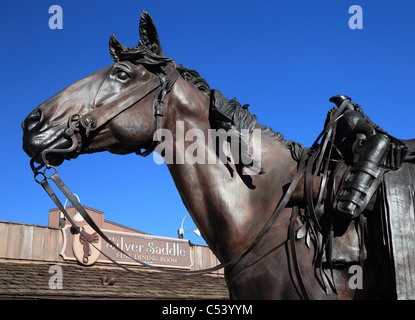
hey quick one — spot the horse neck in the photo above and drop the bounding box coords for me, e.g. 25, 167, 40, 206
161, 80, 299, 262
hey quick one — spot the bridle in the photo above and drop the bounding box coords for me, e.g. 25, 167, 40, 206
28, 60, 351, 297
37, 61, 179, 166
80, 62, 180, 155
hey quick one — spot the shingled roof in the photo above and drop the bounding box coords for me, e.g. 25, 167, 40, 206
0, 260, 229, 300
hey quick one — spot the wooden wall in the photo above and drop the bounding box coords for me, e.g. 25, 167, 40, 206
0, 221, 62, 261
192, 244, 223, 274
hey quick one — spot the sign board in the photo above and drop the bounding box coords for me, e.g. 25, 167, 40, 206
60, 225, 193, 269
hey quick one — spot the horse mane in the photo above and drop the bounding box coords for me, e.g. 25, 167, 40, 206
175, 64, 304, 161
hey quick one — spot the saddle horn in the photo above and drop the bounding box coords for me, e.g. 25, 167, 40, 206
329, 95, 352, 108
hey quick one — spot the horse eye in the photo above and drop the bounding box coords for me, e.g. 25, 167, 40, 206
116, 71, 130, 81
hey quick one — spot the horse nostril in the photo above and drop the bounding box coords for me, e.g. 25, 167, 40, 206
23, 109, 43, 132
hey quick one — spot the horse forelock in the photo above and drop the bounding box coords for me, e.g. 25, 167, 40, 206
110, 42, 173, 66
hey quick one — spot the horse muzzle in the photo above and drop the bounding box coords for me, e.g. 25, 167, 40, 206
22, 112, 83, 167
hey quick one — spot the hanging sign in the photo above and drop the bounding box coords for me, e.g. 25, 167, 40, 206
60, 225, 193, 269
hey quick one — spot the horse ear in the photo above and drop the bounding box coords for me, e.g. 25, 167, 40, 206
139, 11, 165, 56
109, 34, 127, 62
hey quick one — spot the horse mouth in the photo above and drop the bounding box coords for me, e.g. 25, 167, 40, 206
23, 129, 82, 167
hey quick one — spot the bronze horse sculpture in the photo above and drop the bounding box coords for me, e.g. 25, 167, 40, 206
22, 11, 415, 299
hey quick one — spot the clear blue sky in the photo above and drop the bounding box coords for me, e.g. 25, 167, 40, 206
1, 0, 414, 245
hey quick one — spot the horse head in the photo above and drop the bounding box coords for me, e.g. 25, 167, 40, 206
22, 11, 179, 167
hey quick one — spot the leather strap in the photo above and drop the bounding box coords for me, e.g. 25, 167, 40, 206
290, 206, 310, 299
80, 63, 179, 137
285, 99, 351, 298
136, 65, 180, 157
38, 178, 144, 276
225, 164, 307, 291
39, 170, 231, 276
80, 76, 160, 133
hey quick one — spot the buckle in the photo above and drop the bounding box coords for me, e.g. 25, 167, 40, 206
154, 104, 164, 117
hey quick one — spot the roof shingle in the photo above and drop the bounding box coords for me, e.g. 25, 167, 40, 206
0, 261, 229, 300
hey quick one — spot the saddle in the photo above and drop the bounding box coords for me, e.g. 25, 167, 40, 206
295, 96, 414, 296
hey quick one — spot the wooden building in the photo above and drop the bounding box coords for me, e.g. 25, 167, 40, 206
0, 206, 228, 299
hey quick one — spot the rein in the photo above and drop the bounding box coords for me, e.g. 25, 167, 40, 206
32, 163, 229, 276
30, 155, 305, 278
